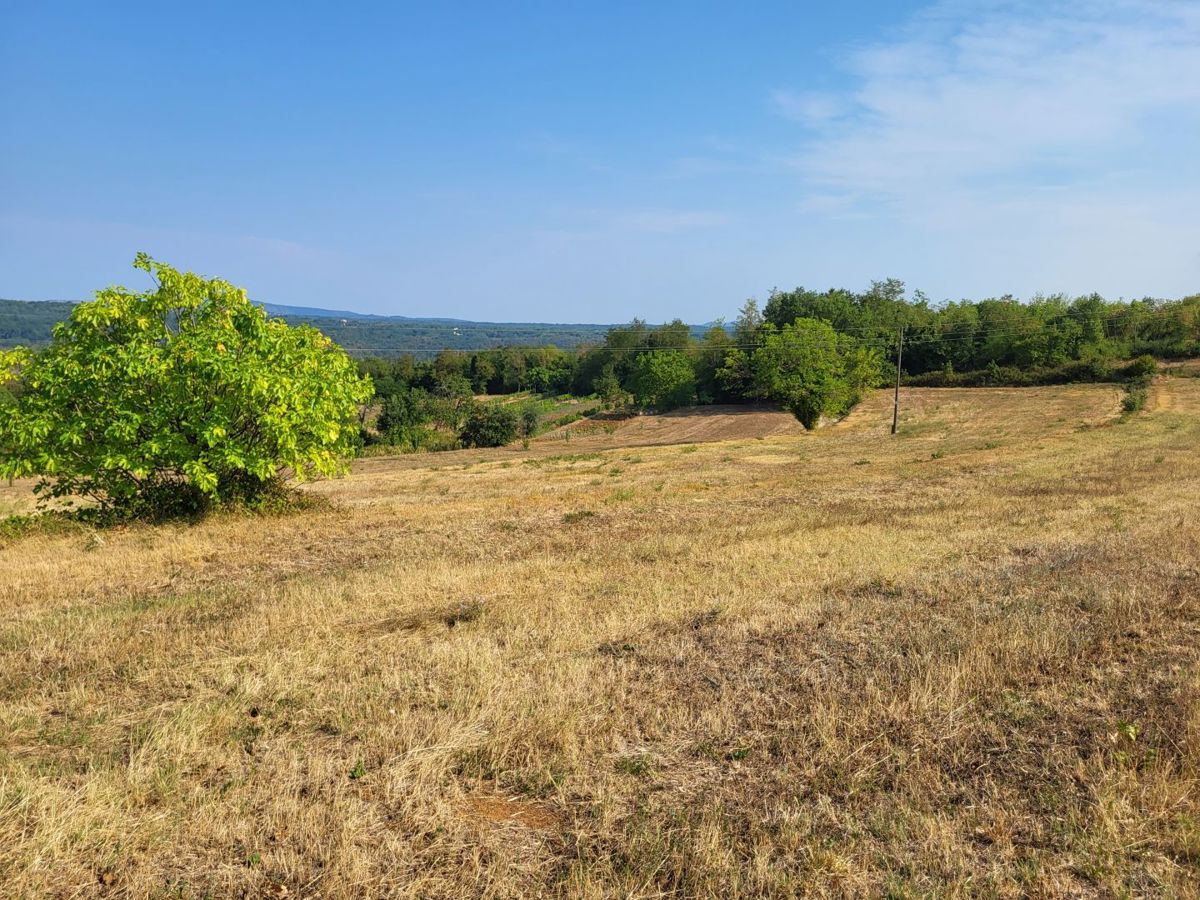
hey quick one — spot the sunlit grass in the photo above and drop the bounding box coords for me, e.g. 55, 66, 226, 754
1, 380, 1198, 896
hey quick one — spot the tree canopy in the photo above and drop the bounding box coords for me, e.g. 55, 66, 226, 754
749, 319, 884, 428
0, 255, 372, 516
628, 350, 697, 411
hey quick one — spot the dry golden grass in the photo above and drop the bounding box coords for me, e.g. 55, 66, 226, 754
2, 381, 1199, 898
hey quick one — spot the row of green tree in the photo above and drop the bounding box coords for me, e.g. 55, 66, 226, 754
360, 314, 883, 443
4, 258, 1198, 520
758, 280, 1199, 373
359, 281, 1200, 445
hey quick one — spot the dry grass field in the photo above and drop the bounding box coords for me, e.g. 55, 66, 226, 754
2, 380, 1199, 897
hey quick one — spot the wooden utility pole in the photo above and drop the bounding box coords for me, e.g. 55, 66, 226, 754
891, 326, 904, 435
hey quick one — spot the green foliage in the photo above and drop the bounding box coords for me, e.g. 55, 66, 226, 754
750, 319, 883, 429
594, 368, 633, 410
902, 354, 1159, 389
627, 350, 696, 411
693, 324, 736, 403
459, 402, 519, 448
520, 404, 541, 437
376, 387, 439, 451
715, 348, 758, 401
0, 299, 76, 346
1121, 387, 1148, 414
1120, 354, 1157, 380
0, 256, 371, 516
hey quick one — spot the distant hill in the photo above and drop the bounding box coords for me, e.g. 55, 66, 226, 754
261, 303, 386, 320
0, 298, 711, 356
0, 299, 76, 346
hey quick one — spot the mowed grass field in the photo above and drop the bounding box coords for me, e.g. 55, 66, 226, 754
2, 380, 1199, 898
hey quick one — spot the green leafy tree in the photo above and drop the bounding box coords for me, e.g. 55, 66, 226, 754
429, 373, 475, 430
594, 366, 632, 410
468, 355, 497, 393
377, 387, 434, 450
732, 298, 763, 344
694, 323, 734, 403
519, 404, 540, 438
751, 319, 882, 429
628, 350, 696, 411
0, 255, 372, 516
459, 402, 519, 448
716, 348, 759, 401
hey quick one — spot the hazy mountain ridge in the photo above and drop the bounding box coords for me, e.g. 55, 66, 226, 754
0, 298, 711, 355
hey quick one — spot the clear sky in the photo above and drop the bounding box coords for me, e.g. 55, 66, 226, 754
2, 1, 1198, 321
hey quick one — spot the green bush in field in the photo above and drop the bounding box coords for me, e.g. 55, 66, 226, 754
1122, 388, 1148, 414
0, 255, 371, 517
459, 402, 519, 448
1120, 354, 1157, 380
520, 404, 541, 438
377, 387, 438, 450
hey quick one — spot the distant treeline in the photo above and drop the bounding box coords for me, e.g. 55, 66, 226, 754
357, 281, 1199, 449
762, 279, 1200, 373
0, 300, 77, 346
8, 282, 1199, 450
361, 280, 1200, 397
0, 298, 708, 354
283, 315, 713, 356
11, 284, 1196, 365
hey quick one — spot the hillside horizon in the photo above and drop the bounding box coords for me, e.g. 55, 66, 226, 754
0, 296, 627, 328
0, 297, 718, 355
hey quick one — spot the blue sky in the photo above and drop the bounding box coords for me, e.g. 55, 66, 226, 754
2, 1, 1198, 321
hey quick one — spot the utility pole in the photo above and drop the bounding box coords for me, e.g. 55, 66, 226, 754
891, 326, 904, 435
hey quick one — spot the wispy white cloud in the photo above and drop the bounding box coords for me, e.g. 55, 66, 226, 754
788, 0, 1200, 210
771, 0, 1200, 297
769, 89, 849, 127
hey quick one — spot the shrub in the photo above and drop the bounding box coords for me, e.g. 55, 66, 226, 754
595, 370, 633, 411
459, 403, 519, 447
0, 255, 371, 517
520, 404, 541, 438
903, 357, 1125, 388
377, 388, 444, 450
1119, 355, 1157, 380
1122, 388, 1148, 414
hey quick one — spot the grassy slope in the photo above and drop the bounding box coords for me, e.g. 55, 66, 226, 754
1, 382, 1199, 897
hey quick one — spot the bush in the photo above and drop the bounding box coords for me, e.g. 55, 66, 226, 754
1122, 386, 1148, 413
903, 358, 1121, 388
902, 355, 1162, 389
459, 403, 519, 448
546, 407, 600, 429
1119, 355, 1157, 380
595, 370, 634, 411
376, 388, 439, 450
520, 404, 541, 438
0, 255, 372, 517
